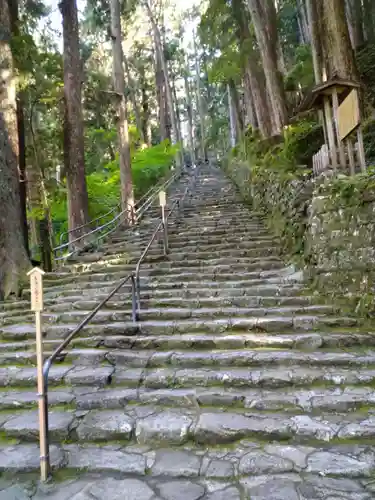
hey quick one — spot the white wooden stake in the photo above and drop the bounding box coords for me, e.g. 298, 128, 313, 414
27, 267, 49, 482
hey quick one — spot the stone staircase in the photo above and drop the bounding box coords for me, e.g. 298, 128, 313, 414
1, 164, 375, 498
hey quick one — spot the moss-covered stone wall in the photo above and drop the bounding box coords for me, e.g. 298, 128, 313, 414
226, 156, 375, 315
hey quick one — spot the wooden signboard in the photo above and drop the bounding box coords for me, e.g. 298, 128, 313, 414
338, 90, 360, 141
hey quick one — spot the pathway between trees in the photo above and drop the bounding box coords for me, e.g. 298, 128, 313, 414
0, 164, 374, 498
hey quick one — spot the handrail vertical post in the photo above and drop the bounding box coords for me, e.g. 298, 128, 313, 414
136, 272, 141, 317
41, 363, 51, 481
131, 274, 137, 322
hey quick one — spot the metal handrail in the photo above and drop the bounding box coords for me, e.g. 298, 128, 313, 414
57, 171, 175, 247
53, 171, 181, 262
40, 166, 197, 479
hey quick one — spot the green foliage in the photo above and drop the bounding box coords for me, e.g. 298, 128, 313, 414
284, 45, 314, 91
50, 141, 178, 239
240, 119, 323, 176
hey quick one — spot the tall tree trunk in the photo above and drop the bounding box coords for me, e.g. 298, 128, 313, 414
124, 57, 144, 144
154, 44, 169, 141
59, 0, 89, 242
345, 0, 365, 49
145, 1, 181, 168
297, 0, 310, 43
110, 0, 134, 217
140, 68, 151, 146
247, 0, 288, 134
194, 35, 207, 161
184, 64, 196, 166
232, 0, 272, 137
306, 0, 324, 83
0, 0, 30, 298
318, 0, 358, 81
228, 79, 244, 140
8, 0, 29, 255
227, 84, 237, 148
242, 71, 257, 128
363, 0, 375, 42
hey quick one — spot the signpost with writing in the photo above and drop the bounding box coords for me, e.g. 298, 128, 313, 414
27, 267, 49, 482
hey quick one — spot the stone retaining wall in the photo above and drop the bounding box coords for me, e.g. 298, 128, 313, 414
226, 158, 375, 312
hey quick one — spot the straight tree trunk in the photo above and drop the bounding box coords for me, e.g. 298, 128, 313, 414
154, 44, 169, 141
247, 0, 288, 134
318, 0, 359, 81
228, 79, 244, 140
297, 0, 310, 43
231, 0, 272, 137
227, 84, 237, 147
184, 64, 196, 166
140, 68, 151, 146
124, 57, 144, 144
194, 35, 207, 161
363, 0, 375, 42
145, 0, 181, 168
59, 0, 89, 242
345, 0, 365, 49
110, 0, 134, 217
306, 0, 324, 83
242, 71, 257, 129
0, 0, 30, 298
8, 0, 29, 255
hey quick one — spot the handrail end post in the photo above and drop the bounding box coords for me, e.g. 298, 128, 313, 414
41, 359, 52, 482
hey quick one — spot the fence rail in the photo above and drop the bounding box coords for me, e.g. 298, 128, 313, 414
52, 171, 181, 262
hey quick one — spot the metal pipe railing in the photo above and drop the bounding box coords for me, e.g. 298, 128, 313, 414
53, 171, 181, 262
40, 166, 198, 480
41, 273, 136, 479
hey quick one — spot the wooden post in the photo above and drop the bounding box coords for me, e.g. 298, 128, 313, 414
27, 267, 49, 482
323, 96, 337, 171
356, 127, 366, 172
346, 138, 355, 176
332, 88, 346, 169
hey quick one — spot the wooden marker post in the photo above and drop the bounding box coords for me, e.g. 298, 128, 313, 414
27, 267, 49, 482
159, 190, 168, 255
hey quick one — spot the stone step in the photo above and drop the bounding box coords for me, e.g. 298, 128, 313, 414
1, 303, 335, 327
37, 305, 335, 326
0, 315, 358, 341
1, 345, 372, 370
1, 443, 374, 496
0, 294, 315, 319
2, 405, 375, 445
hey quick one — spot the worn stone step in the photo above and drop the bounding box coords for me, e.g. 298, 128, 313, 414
36, 305, 335, 326
1, 444, 375, 494
0, 364, 114, 388
3, 406, 375, 446
1, 345, 371, 371
0, 315, 358, 341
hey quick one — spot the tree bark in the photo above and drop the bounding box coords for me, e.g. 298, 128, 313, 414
231, 0, 272, 137
183, 63, 196, 166
145, 1, 180, 162
0, 0, 30, 298
345, 0, 365, 49
140, 68, 151, 146
194, 35, 207, 161
297, 0, 310, 43
154, 43, 169, 141
124, 56, 144, 144
242, 71, 257, 129
306, 0, 324, 83
8, 0, 29, 255
227, 84, 237, 148
109, 0, 134, 217
228, 79, 243, 141
363, 0, 375, 42
318, 0, 359, 81
247, 0, 288, 134
59, 0, 89, 242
